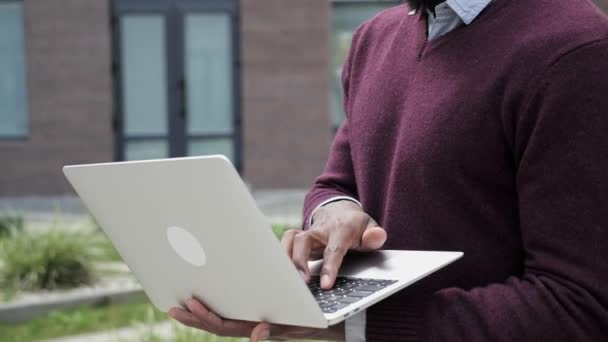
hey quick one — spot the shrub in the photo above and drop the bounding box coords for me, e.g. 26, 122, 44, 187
0, 229, 97, 292
0, 215, 24, 239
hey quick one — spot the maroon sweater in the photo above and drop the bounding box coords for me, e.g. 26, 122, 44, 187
302, 0, 608, 340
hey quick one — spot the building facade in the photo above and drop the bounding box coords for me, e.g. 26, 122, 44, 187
1, 0, 607, 195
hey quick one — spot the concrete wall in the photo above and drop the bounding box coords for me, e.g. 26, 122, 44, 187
240, 0, 332, 189
0, 0, 114, 195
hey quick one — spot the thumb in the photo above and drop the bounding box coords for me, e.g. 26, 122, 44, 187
360, 226, 387, 250
251, 322, 272, 341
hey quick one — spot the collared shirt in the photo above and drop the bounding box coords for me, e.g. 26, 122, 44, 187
336, 1, 493, 341
407, 0, 493, 40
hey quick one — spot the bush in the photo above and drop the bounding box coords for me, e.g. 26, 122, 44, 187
0, 229, 97, 292
0, 215, 24, 239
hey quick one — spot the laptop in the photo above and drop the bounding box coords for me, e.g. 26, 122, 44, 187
63, 155, 462, 328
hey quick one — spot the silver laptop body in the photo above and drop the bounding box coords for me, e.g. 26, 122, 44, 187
63, 156, 462, 328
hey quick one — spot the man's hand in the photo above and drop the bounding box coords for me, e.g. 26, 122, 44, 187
282, 200, 387, 289
169, 298, 345, 341
169, 200, 384, 341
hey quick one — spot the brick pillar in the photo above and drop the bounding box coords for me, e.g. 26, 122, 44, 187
240, 0, 332, 189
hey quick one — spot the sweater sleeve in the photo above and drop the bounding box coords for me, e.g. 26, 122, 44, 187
370, 40, 608, 341
302, 28, 362, 230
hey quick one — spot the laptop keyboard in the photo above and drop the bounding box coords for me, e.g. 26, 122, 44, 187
307, 276, 398, 313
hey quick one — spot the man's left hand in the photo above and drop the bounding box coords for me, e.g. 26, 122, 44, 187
169, 298, 345, 341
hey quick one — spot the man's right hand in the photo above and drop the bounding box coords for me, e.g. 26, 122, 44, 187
281, 200, 387, 289
169, 200, 385, 341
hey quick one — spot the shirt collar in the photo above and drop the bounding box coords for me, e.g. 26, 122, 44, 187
445, 0, 492, 25
409, 0, 492, 25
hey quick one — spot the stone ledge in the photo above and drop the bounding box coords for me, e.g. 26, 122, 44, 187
0, 284, 145, 323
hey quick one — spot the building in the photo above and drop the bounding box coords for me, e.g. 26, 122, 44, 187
1, 0, 607, 195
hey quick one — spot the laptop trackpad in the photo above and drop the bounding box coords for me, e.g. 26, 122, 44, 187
308, 250, 397, 278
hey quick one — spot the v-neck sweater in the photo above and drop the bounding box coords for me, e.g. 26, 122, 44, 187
302, 0, 608, 340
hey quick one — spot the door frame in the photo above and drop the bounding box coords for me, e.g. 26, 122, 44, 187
111, 0, 242, 170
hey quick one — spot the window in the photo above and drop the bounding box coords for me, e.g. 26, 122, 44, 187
120, 14, 170, 160
0, 0, 28, 138
184, 13, 236, 161
330, 1, 399, 130
113, 0, 241, 166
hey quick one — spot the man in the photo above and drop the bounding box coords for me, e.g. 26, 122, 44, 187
170, 0, 608, 340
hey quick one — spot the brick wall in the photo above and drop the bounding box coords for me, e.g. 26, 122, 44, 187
0, 0, 113, 195
1, 0, 606, 195
240, 0, 333, 189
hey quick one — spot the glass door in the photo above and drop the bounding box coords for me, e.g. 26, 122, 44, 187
112, 0, 241, 168
183, 13, 236, 160
119, 13, 170, 160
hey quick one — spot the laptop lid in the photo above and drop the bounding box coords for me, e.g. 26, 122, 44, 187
64, 156, 328, 328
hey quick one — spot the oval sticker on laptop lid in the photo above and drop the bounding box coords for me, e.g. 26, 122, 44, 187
166, 226, 207, 267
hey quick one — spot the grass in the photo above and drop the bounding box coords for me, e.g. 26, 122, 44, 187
144, 324, 249, 342
0, 215, 24, 239
0, 299, 166, 342
0, 298, 317, 342
0, 229, 97, 293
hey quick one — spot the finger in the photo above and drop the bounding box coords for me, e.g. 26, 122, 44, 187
185, 298, 209, 318
280, 229, 299, 258
217, 318, 257, 337
196, 305, 257, 337
184, 298, 213, 331
183, 299, 223, 335
320, 232, 350, 289
359, 226, 387, 251
251, 322, 272, 342
168, 307, 203, 329
291, 232, 314, 281
309, 248, 325, 261
197, 308, 224, 330
365, 216, 380, 230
